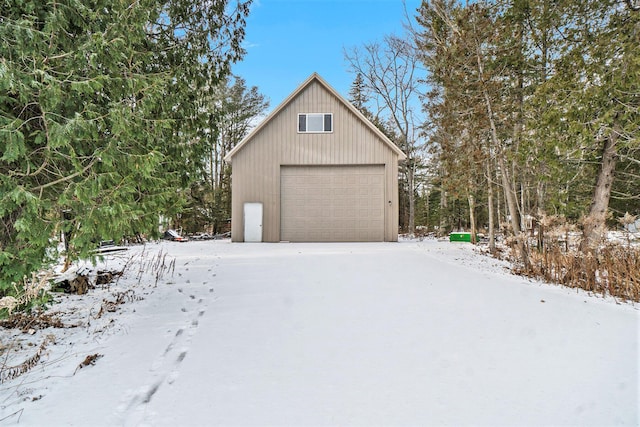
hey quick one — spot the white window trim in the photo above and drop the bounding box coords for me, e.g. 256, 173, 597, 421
297, 113, 333, 134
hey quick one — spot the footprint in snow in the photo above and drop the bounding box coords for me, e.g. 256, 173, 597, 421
167, 370, 179, 385
163, 343, 173, 356
141, 381, 161, 404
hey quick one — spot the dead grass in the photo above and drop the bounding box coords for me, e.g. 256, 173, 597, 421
0, 335, 55, 384
0, 313, 69, 332
519, 244, 640, 302
0, 244, 177, 396
511, 216, 640, 302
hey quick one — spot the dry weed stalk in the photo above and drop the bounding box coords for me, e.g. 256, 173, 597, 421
0, 335, 55, 384
0, 272, 52, 315
94, 290, 142, 319
618, 212, 638, 248
135, 249, 176, 287
520, 220, 640, 302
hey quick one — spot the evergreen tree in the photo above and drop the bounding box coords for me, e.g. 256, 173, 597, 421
348, 73, 370, 112
540, 0, 640, 249
0, 0, 251, 295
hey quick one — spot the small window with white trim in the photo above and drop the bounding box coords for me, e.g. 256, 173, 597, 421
298, 113, 333, 133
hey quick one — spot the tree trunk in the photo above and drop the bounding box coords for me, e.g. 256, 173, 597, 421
581, 122, 619, 251
473, 41, 522, 238
471, 17, 529, 268
482, 87, 529, 268
210, 114, 218, 190
218, 132, 226, 192
482, 90, 521, 237
214, 143, 218, 191
496, 166, 502, 233
520, 182, 526, 232
486, 160, 496, 254
407, 163, 416, 235
439, 185, 448, 237
497, 155, 522, 236
468, 191, 477, 244
425, 187, 430, 232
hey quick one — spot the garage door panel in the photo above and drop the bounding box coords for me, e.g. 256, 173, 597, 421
281, 165, 385, 242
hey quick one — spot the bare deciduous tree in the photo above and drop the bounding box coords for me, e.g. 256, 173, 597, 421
345, 35, 425, 235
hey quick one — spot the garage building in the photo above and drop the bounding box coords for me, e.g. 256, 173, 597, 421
224, 73, 406, 242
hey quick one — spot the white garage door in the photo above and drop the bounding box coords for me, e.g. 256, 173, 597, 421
280, 165, 385, 242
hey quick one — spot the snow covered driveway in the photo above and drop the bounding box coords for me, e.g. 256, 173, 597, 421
3, 240, 639, 426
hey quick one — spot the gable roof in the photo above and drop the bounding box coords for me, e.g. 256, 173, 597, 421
224, 72, 407, 162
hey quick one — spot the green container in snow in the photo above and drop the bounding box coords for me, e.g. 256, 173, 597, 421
449, 232, 473, 242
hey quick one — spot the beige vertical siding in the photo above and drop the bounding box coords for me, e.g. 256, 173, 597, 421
230, 80, 401, 242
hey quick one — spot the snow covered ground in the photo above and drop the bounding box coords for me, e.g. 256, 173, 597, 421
1, 239, 638, 426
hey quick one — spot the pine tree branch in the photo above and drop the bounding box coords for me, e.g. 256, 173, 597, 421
30, 159, 97, 193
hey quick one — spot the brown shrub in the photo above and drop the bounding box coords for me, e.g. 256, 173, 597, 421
519, 243, 640, 302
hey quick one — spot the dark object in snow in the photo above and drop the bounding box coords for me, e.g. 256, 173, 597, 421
190, 231, 231, 240
190, 233, 212, 240
75, 353, 103, 373
96, 270, 123, 285
92, 240, 128, 254
57, 274, 90, 295
54, 268, 123, 294
164, 229, 188, 242
96, 245, 128, 254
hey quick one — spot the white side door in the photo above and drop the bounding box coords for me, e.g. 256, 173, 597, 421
243, 203, 263, 242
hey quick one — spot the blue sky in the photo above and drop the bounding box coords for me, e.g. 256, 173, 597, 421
233, 0, 422, 112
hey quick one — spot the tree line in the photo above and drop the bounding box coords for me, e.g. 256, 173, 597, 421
1, 0, 638, 303
347, 0, 639, 251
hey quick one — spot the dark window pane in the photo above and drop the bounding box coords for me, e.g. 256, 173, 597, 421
298, 114, 306, 132
324, 114, 332, 132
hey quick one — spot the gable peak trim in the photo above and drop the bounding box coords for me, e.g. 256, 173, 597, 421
224, 72, 407, 162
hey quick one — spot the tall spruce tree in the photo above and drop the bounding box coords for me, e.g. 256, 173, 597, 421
0, 0, 251, 294
348, 73, 370, 112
